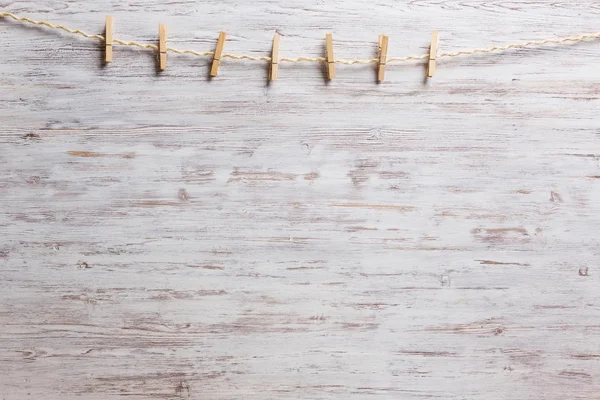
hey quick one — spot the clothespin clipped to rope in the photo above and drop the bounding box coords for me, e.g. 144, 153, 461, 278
210, 32, 227, 77
105, 15, 113, 63
325, 33, 335, 79
270, 33, 280, 81
427, 31, 439, 78
377, 35, 389, 81
158, 24, 167, 70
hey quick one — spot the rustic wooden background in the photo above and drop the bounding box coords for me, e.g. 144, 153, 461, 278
1, 1, 599, 399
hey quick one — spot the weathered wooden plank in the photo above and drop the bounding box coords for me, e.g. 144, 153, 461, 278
0, 1, 599, 399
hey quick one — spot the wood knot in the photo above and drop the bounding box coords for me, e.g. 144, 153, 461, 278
22, 132, 41, 140
440, 274, 451, 287
178, 189, 189, 201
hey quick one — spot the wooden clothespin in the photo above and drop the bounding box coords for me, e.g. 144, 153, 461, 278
377, 35, 389, 81
325, 33, 335, 79
270, 33, 280, 81
158, 24, 167, 71
105, 15, 113, 63
427, 31, 439, 78
210, 32, 227, 77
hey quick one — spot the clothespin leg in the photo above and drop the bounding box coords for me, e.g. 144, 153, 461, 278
159, 24, 167, 71
427, 31, 439, 78
105, 15, 113, 63
210, 32, 227, 77
325, 33, 335, 79
378, 35, 389, 82
270, 33, 280, 81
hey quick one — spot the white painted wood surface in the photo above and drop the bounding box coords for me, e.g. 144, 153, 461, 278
1, 1, 600, 399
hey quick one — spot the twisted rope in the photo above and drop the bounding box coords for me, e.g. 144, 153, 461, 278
1, 11, 600, 65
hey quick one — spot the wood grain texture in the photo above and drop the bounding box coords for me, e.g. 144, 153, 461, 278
1, 1, 600, 399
